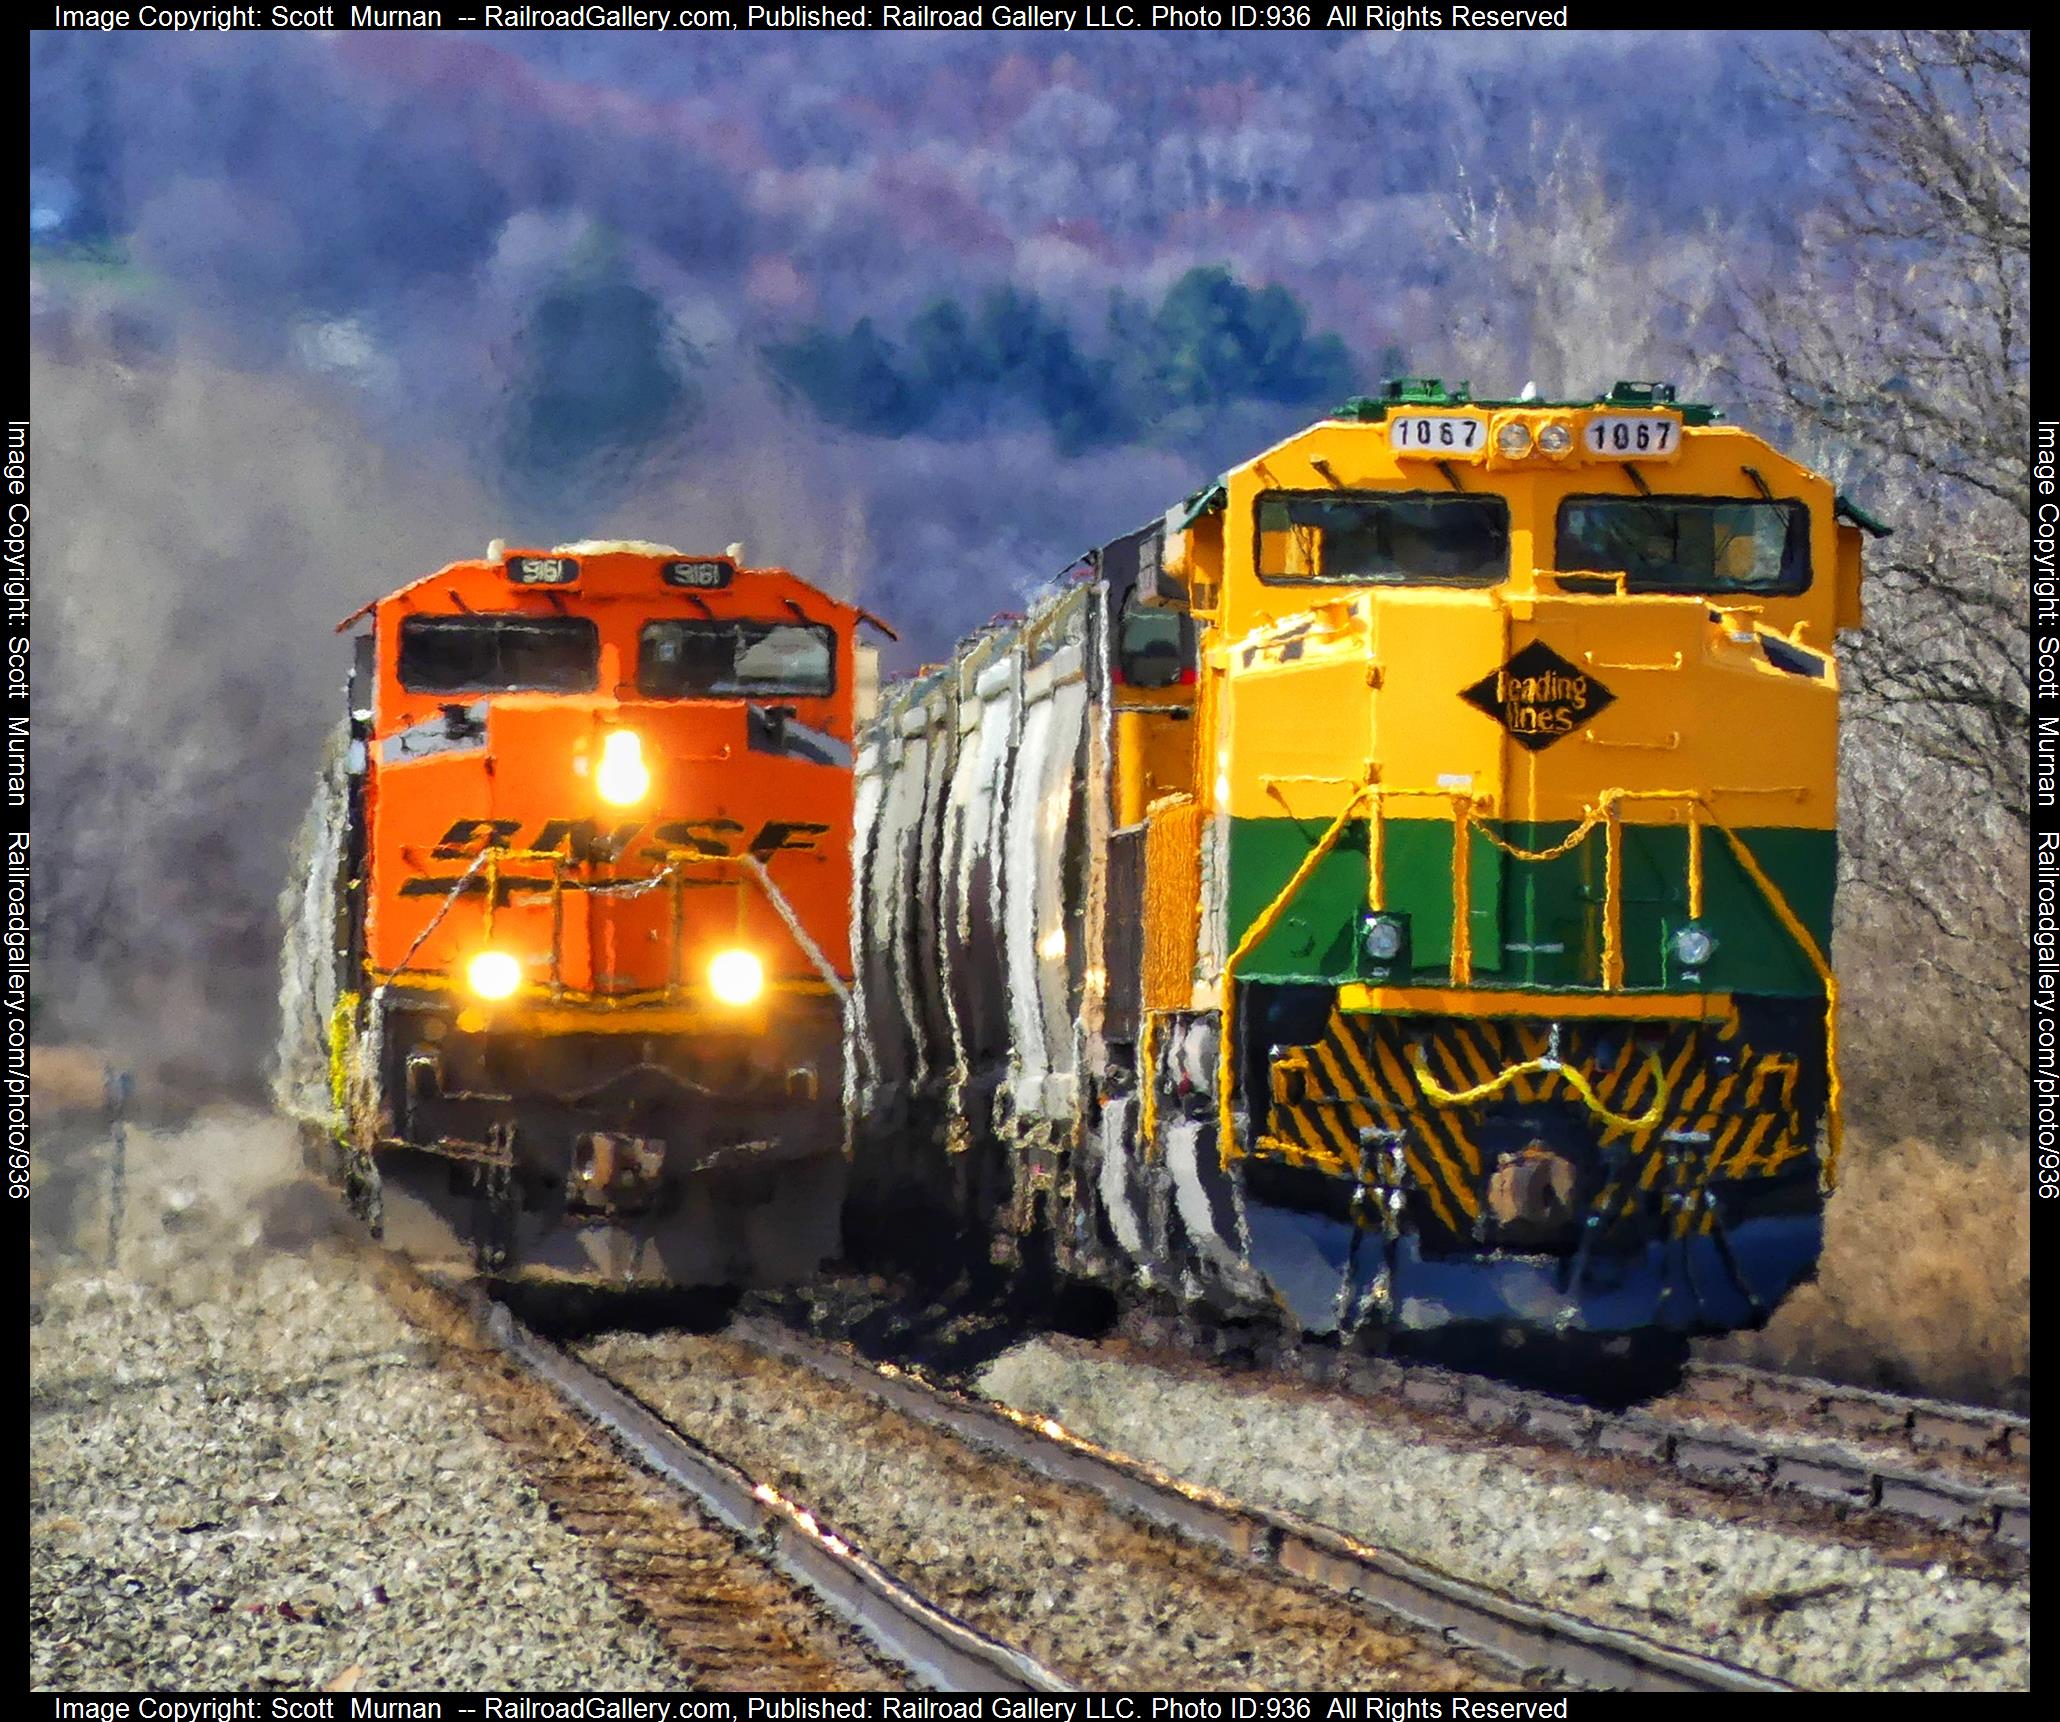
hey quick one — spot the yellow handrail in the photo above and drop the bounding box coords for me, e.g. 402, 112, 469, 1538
1409, 1043, 1671, 1136
1212, 782, 1840, 1190
1703, 816, 1844, 1189
1217, 785, 1375, 1168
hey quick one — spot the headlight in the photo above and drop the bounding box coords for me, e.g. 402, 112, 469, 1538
1495, 421, 1535, 458
597, 730, 650, 806
708, 948, 764, 1006
1537, 420, 1573, 455
1671, 923, 1717, 968
1364, 913, 1409, 963
467, 950, 522, 1000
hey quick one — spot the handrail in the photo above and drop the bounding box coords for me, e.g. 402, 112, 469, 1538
1409, 1042, 1670, 1137
1257, 784, 1840, 1188
1216, 785, 1376, 1169
382, 843, 848, 1012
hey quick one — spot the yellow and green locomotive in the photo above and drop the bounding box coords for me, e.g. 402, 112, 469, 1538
850, 380, 1876, 1344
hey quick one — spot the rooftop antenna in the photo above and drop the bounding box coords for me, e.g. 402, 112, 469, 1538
726, 541, 745, 562
1519, 381, 1538, 402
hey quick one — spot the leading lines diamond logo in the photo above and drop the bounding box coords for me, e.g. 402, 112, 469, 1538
1459, 639, 1616, 752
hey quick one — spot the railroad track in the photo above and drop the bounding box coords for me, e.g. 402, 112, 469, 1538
372, 1258, 1053, 1691
484, 1300, 1072, 1692
375, 1254, 2017, 1692
1678, 1362, 2029, 1473
1292, 1351, 2031, 1551
717, 1317, 1788, 1694
754, 1277, 2031, 1556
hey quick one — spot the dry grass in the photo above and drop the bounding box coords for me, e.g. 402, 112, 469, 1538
1704, 1133, 2030, 1411
30, 1046, 114, 1119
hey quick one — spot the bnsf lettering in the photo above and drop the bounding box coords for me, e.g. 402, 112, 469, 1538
433, 817, 522, 859
418, 816, 829, 864
531, 818, 644, 863
646, 817, 745, 860
748, 820, 832, 859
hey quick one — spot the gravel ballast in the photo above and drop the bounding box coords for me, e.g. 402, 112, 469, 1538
976, 1339, 2030, 1692
32, 1108, 687, 1692
582, 1330, 1500, 1692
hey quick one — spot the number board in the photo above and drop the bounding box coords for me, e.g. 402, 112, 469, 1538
663, 559, 736, 590
1387, 413, 1486, 457
1584, 414, 1682, 459
506, 555, 579, 586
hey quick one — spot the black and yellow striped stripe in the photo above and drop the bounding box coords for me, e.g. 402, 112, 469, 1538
1254, 1005, 1821, 1238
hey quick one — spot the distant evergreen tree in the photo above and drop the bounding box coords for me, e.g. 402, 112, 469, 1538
767, 316, 919, 436
970, 286, 1120, 453
903, 298, 984, 406
1141, 266, 1355, 411
763, 266, 1355, 451
501, 241, 697, 498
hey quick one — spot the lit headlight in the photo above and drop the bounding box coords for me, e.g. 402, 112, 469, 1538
597, 730, 650, 806
1495, 421, 1535, 458
1671, 923, 1717, 968
1364, 913, 1409, 963
1537, 420, 1573, 455
467, 950, 522, 1000
708, 948, 764, 1006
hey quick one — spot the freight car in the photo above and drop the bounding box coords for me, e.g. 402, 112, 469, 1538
847, 381, 1883, 1349
276, 541, 879, 1287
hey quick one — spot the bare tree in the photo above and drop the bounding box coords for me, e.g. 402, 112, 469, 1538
1443, 121, 1727, 402
1731, 31, 2029, 823
1728, 31, 2031, 1111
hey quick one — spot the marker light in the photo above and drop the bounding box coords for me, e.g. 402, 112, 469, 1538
467, 950, 522, 1000
708, 948, 764, 1006
1364, 914, 1409, 962
1495, 421, 1535, 458
597, 729, 650, 806
1671, 923, 1718, 968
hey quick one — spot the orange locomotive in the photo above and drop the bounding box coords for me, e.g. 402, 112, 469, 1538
277, 540, 875, 1286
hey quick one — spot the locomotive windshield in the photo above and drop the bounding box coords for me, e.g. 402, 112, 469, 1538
1556, 496, 1811, 594
1256, 492, 1509, 587
638, 619, 836, 699
397, 615, 600, 693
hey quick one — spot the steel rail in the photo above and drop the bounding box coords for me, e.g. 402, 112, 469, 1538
1681, 1361, 2029, 1467
1330, 1356, 2031, 1550
727, 1317, 1789, 1694
474, 1297, 1072, 1694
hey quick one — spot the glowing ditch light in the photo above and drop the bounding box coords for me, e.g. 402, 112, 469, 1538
708, 948, 764, 1006
467, 950, 522, 1000
596, 729, 650, 806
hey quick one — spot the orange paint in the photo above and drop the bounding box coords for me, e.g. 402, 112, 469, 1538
356, 545, 858, 1010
